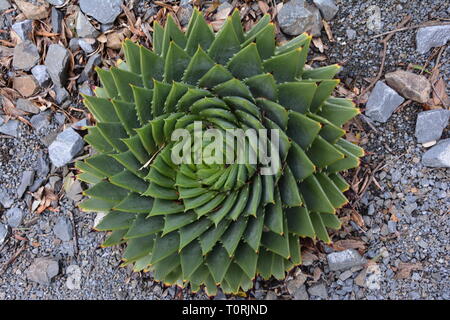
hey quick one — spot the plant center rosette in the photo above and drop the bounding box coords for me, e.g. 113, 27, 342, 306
76, 9, 364, 295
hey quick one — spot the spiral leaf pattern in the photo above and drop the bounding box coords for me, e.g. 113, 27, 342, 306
77, 9, 363, 295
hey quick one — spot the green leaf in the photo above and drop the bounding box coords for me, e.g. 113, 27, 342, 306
114, 193, 154, 213
199, 220, 230, 255
161, 14, 187, 57
96, 211, 136, 231
150, 231, 180, 264
180, 240, 203, 280
265, 188, 283, 234
110, 67, 143, 102
310, 79, 340, 112
213, 78, 253, 101
84, 181, 129, 202
287, 142, 315, 182
299, 175, 335, 214
179, 217, 211, 250
310, 211, 331, 243
102, 229, 127, 247
279, 167, 302, 207
97, 122, 128, 152
221, 216, 247, 256
306, 135, 344, 168
235, 243, 258, 279
140, 45, 164, 88
286, 206, 315, 238
278, 82, 317, 114
152, 80, 172, 117
143, 182, 178, 200
164, 41, 191, 83
206, 245, 232, 283
125, 213, 164, 239
287, 111, 321, 149
96, 68, 118, 99
302, 64, 341, 80
162, 211, 196, 235
227, 43, 263, 79
152, 20, 164, 55
244, 73, 277, 101
263, 49, 302, 83
198, 64, 234, 89
132, 85, 153, 124
243, 207, 265, 252
185, 13, 215, 55
208, 17, 241, 64
83, 95, 119, 123
256, 99, 288, 130
123, 234, 154, 262
123, 40, 141, 74
183, 46, 216, 85
315, 172, 348, 208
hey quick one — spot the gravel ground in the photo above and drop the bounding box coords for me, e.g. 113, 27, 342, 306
0, 0, 449, 300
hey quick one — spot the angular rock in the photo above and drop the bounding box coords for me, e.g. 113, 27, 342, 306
5, 207, 24, 228
0, 118, 19, 137
29, 152, 50, 192
13, 41, 40, 71
16, 98, 40, 114
0, 189, 13, 208
48, 127, 84, 167
16, 170, 35, 198
54, 216, 73, 241
30, 112, 50, 131
51, 7, 64, 34
0, 223, 8, 245
79, 0, 123, 24
346, 28, 356, 40
365, 81, 404, 123
31, 65, 51, 87
45, 44, 70, 86
15, 0, 50, 20
66, 265, 82, 290
78, 38, 98, 54
0, 0, 11, 11
416, 25, 450, 54
78, 82, 93, 96
292, 285, 309, 300
26, 257, 59, 285
415, 109, 450, 144
313, 0, 338, 21
278, 0, 315, 36
53, 85, 69, 104
307, 283, 328, 299
422, 138, 450, 168
385, 70, 431, 103
11, 20, 33, 41
69, 38, 80, 51
304, 2, 323, 37
177, 3, 193, 26
76, 11, 99, 38
77, 53, 101, 83
327, 249, 366, 271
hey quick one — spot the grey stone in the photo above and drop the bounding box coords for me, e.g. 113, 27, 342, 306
415, 110, 450, 144
422, 138, 450, 168
292, 285, 309, 300
385, 70, 431, 103
5, 207, 24, 228
54, 85, 69, 104
387, 220, 397, 234
79, 0, 123, 24
78, 53, 101, 83
265, 291, 278, 300
0, 0, 11, 11
177, 4, 193, 26
54, 112, 65, 125
13, 41, 40, 71
346, 28, 356, 40
26, 258, 59, 285
304, 2, 323, 37
46, 0, 65, 6
66, 265, 82, 290
48, 127, 84, 167
16, 98, 40, 114
45, 44, 70, 87
327, 249, 366, 271
308, 283, 328, 299
339, 270, 353, 281
0, 223, 8, 245
416, 25, 450, 54
0, 118, 19, 137
29, 153, 50, 192
0, 189, 13, 208
30, 112, 50, 131
313, 0, 338, 21
72, 118, 90, 130
278, 0, 315, 36
78, 38, 98, 54
69, 38, 80, 51
17, 170, 35, 198
31, 65, 51, 87
54, 216, 73, 241
79, 82, 93, 96
11, 20, 33, 41
365, 81, 405, 123
51, 7, 64, 34
76, 11, 99, 38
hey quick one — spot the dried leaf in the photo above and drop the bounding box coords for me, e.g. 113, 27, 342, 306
395, 262, 422, 280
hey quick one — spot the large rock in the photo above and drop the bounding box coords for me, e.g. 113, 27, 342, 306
11, 20, 33, 41
327, 249, 366, 271
312, 0, 338, 21
385, 70, 431, 103
415, 109, 450, 144
416, 25, 450, 54
51, 7, 64, 34
13, 75, 39, 97
16, 98, 40, 114
15, 0, 49, 20
16, 170, 35, 198
365, 81, 405, 123
48, 127, 84, 167
5, 207, 24, 228
0, 117, 19, 137
13, 41, 40, 71
45, 44, 70, 86
0, 0, 11, 11
278, 0, 315, 36
76, 11, 99, 38
79, 0, 123, 24
422, 138, 450, 168
304, 2, 323, 37
26, 257, 59, 285
307, 283, 328, 299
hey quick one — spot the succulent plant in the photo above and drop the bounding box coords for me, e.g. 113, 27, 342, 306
76, 9, 363, 295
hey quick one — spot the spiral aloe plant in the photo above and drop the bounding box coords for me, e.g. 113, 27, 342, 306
76, 9, 363, 295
